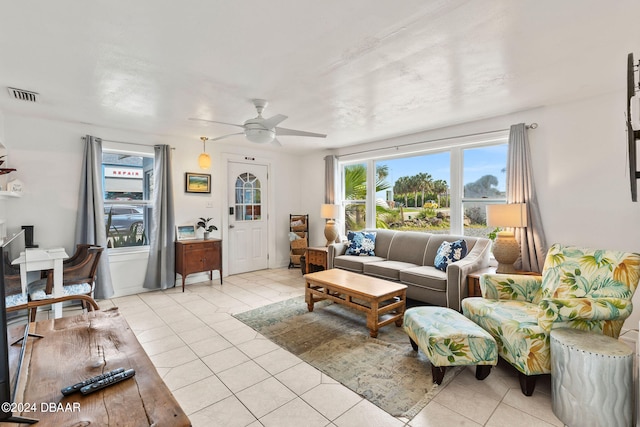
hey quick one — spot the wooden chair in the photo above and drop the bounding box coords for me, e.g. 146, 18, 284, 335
27, 246, 103, 321
40, 243, 100, 279
64, 244, 100, 267
4, 273, 100, 321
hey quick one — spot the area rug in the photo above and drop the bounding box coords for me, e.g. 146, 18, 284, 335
233, 296, 461, 418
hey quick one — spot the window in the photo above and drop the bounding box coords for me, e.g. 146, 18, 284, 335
374, 152, 451, 234
234, 172, 262, 221
462, 145, 508, 237
102, 151, 154, 248
342, 163, 367, 231
339, 135, 507, 236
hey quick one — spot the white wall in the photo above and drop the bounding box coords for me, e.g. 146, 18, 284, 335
0, 113, 306, 296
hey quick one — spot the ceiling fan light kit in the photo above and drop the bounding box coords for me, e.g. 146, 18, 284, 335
245, 128, 275, 144
190, 99, 327, 146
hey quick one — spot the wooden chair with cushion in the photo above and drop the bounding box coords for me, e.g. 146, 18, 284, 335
4, 273, 29, 314
39, 243, 99, 279
5, 271, 100, 322
27, 246, 104, 321
63, 244, 100, 267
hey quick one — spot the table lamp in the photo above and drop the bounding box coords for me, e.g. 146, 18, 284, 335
486, 203, 527, 273
320, 204, 340, 246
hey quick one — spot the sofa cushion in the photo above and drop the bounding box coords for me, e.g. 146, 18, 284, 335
386, 231, 431, 265
399, 266, 448, 291
462, 297, 549, 375
434, 239, 468, 271
345, 231, 377, 256
363, 260, 420, 281
423, 234, 469, 266
333, 255, 387, 273
364, 228, 397, 258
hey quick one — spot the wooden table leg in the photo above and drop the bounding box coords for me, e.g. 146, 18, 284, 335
368, 300, 379, 338
305, 281, 315, 312
395, 292, 406, 326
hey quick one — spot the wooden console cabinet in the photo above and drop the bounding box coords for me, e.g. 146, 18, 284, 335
175, 239, 222, 292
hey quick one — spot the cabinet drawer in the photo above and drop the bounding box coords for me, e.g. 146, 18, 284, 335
183, 243, 213, 253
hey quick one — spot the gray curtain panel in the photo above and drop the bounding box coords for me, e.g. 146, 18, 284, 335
144, 145, 176, 289
75, 135, 114, 299
507, 123, 547, 272
324, 155, 337, 204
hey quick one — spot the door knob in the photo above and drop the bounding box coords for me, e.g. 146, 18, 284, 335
229, 224, 235, 229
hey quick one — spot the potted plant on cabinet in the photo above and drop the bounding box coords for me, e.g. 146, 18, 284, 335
197, 217, 217, 240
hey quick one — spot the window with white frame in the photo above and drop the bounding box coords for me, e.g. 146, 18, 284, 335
342, 162, 368, 231
339, 135, 507, 236
102, 150, 154, 248
461, 144, 508, 237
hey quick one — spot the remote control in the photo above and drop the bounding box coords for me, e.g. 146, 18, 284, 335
80, 369, 136, 395
61, 368, 126, 396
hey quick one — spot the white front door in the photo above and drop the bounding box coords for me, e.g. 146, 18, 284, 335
227, 161, 269, 275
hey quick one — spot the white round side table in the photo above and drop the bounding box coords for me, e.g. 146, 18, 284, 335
550, 328, 634, 427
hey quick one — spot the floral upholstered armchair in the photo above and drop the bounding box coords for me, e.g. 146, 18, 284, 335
462, 244, 640, 396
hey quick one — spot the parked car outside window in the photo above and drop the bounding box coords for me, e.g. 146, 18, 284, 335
104, 205, 144, 235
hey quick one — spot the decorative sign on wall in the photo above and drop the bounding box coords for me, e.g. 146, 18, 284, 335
6, 179, 23, 193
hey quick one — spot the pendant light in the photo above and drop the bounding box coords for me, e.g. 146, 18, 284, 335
198, 136, 211, 170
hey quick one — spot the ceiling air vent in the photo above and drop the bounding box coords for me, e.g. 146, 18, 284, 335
7, 87, 39, 103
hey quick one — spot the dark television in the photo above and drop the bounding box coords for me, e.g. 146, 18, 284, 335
0, 230, 37, 424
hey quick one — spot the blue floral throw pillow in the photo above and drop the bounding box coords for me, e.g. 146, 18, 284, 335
434, 240, 468, 271
345, 231, 377, 256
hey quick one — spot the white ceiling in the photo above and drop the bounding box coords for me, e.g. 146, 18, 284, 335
0, 0, 638, 152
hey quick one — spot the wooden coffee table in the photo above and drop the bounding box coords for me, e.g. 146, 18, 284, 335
304, 269, 407, 338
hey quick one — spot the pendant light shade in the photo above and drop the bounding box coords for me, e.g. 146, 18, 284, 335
198, 136, 210, 170
198, 152, 211, 169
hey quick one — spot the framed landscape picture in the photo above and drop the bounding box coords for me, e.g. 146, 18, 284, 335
185, 172, 211, 193
176, 224, 196, 240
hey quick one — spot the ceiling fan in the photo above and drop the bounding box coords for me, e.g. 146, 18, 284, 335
190, 99, 327, 146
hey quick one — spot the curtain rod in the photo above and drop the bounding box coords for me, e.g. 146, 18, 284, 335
81, 136, 174, 149
338, 123, 538, 158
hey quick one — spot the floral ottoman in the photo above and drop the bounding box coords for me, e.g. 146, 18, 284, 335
403, 306, 497, 384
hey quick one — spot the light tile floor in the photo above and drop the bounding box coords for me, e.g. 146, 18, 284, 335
42, 268, 564, 427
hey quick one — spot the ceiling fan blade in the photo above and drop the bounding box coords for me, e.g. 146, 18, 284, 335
189, 118, 245, 129
271, 137, 282, 147
275, 127, 327, 138
260, 114, 288, 130
209, 132, 244, 142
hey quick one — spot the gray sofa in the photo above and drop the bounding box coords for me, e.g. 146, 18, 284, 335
327, 229, 491, 311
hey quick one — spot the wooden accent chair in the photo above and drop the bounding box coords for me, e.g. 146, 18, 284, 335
27, 246, 104, 321
4, 273, 99, 322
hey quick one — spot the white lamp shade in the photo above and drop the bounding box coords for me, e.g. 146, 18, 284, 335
320, 204, 341, 219
486, 203, 527, 228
